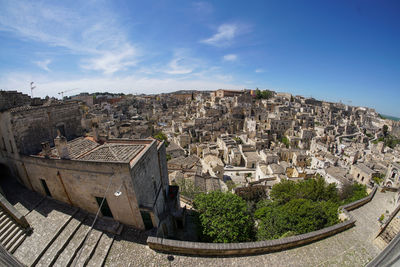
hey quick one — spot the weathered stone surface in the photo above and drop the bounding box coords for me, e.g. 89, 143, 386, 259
105, 190, 396, 266
13, 198, 77, 266
35, 210, 87, 266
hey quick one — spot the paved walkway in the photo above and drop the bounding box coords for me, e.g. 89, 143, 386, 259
106, 190, 398, 267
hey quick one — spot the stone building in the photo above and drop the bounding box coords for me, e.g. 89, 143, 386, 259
384, 162, 400, 188
350, 163, 378, 186
0, 96, 176, 236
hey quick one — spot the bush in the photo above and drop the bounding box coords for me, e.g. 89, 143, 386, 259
270, 177, 339, 205
193, 191, 254, 243
255, 199, 339, 240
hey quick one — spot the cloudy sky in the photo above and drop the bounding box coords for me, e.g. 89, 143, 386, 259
0, 0, 399, 116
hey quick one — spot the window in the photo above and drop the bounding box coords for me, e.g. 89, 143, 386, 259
40, 179, 52, 197
362, 177, 364, 182
357, 173, 360, 178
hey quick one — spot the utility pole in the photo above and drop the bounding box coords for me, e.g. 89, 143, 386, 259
30, 82, 36, 98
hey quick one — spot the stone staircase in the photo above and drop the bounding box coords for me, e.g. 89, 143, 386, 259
0, 207, 28, 253
375, 217, 400, 249
31, 210, 115, 267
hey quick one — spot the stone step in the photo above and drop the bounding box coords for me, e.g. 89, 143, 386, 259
71, 230, 103, 266
1, 224, 20, 246
13, 201, 79, 267
0, 215, 11, 229
0, 219, 13, 236
5, 228, 25, 251
0, 223, 18, 243
0, 213, 7, 222
86, 233, 114, 267
34, 210, 87, 267
53, 218, 92, 266
9, 230, 28, 254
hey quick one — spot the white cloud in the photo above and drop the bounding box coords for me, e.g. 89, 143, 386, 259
81, 45, 138, 75
223, 54, 237, 62
164, 58, 193, 75
255, 68, 265, 73
35, 59, 52, 72
201, 23, 238, 47
0, 1, 139, 74
0, 72, 246, 98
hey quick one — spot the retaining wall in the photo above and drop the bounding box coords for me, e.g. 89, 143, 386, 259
147, 186, 377, 256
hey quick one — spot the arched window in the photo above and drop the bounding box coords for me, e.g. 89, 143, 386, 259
392, 169, 398, 179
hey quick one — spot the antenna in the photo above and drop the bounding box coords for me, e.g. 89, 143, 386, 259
30, 82, 36, 98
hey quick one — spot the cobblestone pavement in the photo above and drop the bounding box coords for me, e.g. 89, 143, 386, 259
106, 190, 398, 267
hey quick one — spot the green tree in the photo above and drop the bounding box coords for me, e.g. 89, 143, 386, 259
153, 131, 169, 147
255, 199, 339, 240
193, 191, 254, 243
339, 183, 368, 205
383, 124, 389, 137
270, 177, 339, 205
281, 136, 290, 148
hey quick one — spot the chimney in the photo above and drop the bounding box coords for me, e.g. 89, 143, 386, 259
92, 122, 99, 142
41, 141, 51, 158
54, 135, 70, 160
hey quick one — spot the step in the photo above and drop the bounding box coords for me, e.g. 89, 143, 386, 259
0, 219, 13, 235
1, 225, 20, 246
53, 219, 91, 266
34, 210, 87, 267
9, 231, 28, 254
0, 215, 11, 227
5, 228, 25, 251
13, 205, 79, 267
0, 223, 18, 243
71, 230, 103, 266
86, 233, 114, 267
0, 212, 8, 222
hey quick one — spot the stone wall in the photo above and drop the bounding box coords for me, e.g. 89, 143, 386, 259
147, 187, 377, 256
0, 91, 31, 112
9, 102, 83, 155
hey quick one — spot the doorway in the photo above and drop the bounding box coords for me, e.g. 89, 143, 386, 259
95, 196, 114, 218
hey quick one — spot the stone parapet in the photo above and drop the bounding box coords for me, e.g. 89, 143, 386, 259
147, 186, 378, 256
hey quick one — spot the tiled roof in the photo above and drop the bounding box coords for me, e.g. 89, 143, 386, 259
51, 137, 99, 159
78, 143, 145, 162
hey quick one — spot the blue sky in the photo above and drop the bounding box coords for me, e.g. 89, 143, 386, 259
0, 0, 399, 116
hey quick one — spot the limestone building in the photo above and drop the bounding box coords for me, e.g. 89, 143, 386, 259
0, 93, 175, 235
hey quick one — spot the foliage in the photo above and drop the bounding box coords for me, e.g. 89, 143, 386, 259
166, 153, 171, 161
193, 191, 254, 243
255, 88, 273, 100
270, 177, 339, 205
175, 179, 203, 200
372, 173, 385, 185
233, 136, 242, 144
374, 134, 400, 149
255, 198, 339, 240
383, 125, 389, 136
226, 180, 237, 192
153, 131, 169, 147
281, 136, 290, 148
339, 182, 368, 205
